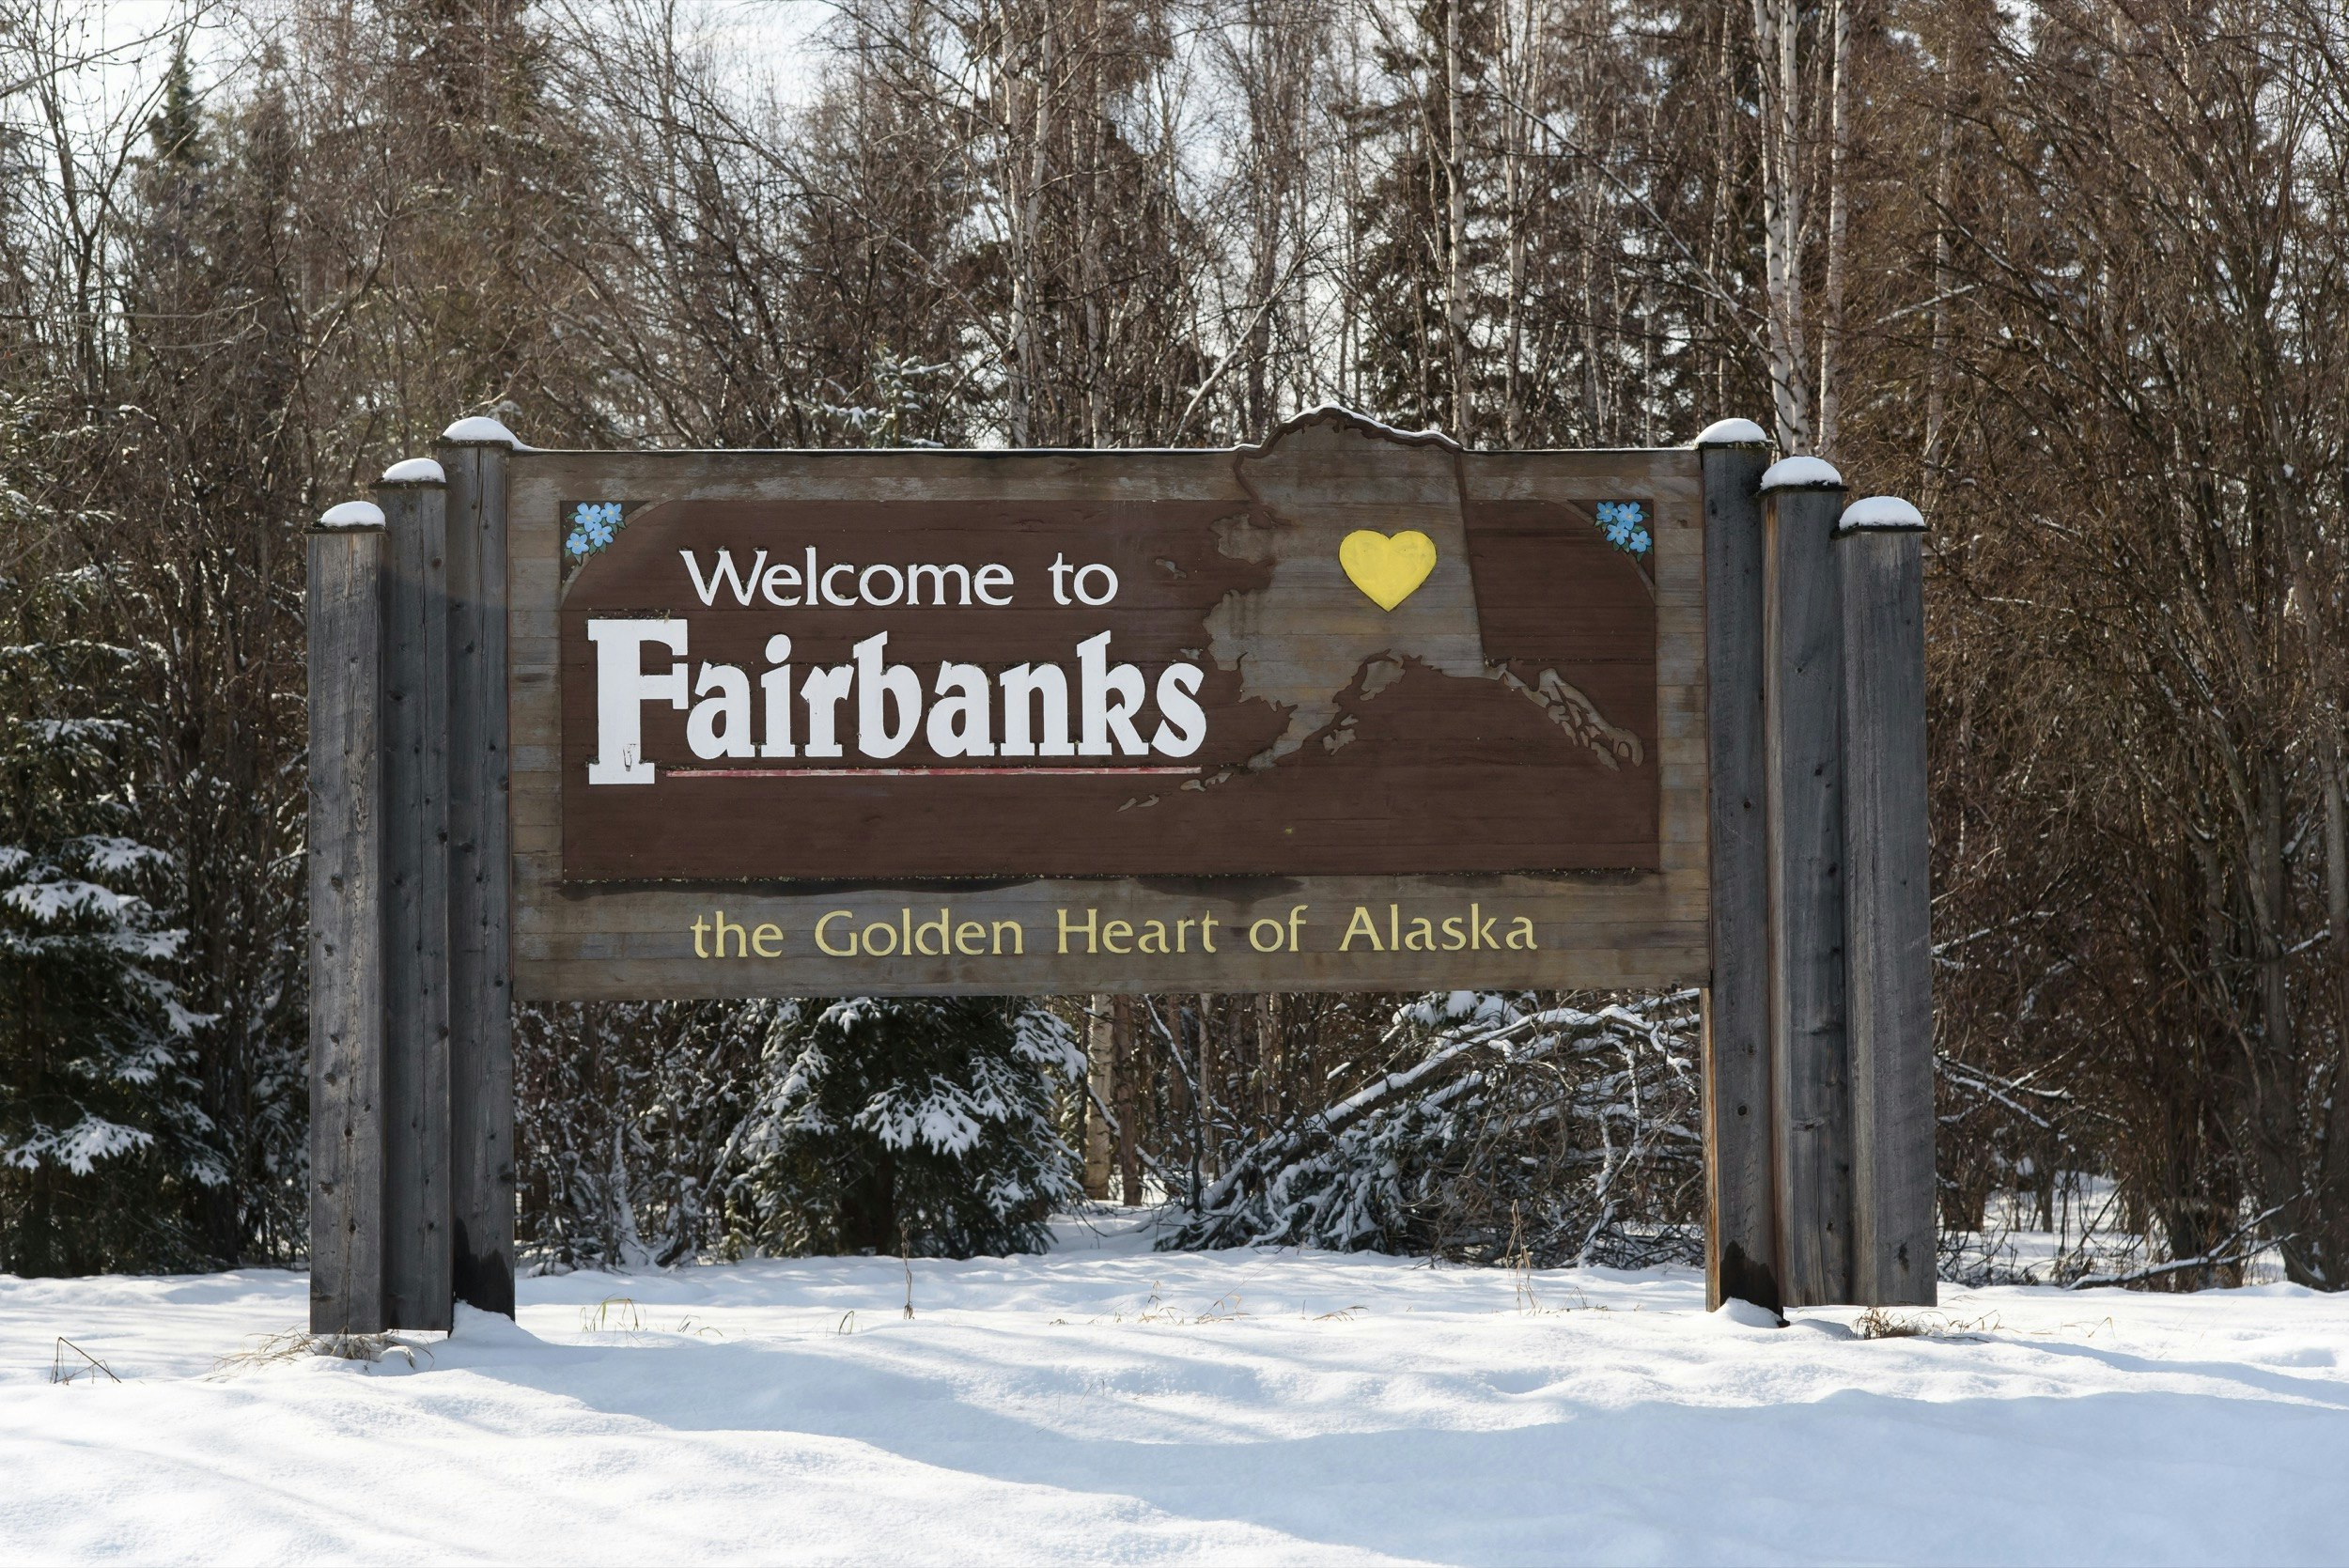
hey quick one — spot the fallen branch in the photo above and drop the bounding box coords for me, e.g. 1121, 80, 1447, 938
2069, 1203, 2289, 1290
52, 1337, 119, 1384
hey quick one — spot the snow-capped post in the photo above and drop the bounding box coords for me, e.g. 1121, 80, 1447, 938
1837, 497, 1937, 1307
376, 458, 454, 1331
437, 417, 520, 1319
308, 500, 389, 1335
1693, 418, 1781, 1315
1759, 455, 1853, 1309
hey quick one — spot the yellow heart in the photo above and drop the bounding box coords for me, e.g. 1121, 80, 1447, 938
1339, 529, 1438, 612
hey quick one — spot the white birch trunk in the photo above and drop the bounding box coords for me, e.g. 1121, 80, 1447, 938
1445, 0, 1471, 442
1818, 0, 1853, 457
1751, 0, 1813, 452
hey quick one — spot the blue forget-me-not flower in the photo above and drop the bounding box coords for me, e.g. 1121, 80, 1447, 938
567, 502, 624, 557
1595, 501, 1650, 555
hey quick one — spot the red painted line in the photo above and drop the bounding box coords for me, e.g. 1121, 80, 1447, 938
667, 765, 1203, 779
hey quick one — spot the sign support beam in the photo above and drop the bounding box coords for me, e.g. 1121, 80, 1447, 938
1840, 498, 1937, 1307
377, 461, 454, 1330
441, 418, 520, 1319
1762, 460, 1857, 1308
307, 503, 388, 1335
1696, 421, 1778, 1314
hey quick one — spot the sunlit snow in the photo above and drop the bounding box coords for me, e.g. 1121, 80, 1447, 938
4, 1213, 2343, 1564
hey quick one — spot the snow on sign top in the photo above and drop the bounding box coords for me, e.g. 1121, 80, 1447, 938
1264, 402, 1458, 452
1838, 495, 1926, 534
1758, 455, 1844, 490
1690, 417, 1769, 447
381, 457, 446, 484
316, 501, 385, 530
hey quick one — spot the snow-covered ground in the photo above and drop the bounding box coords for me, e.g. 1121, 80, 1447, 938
5, 1213, 2346, 1566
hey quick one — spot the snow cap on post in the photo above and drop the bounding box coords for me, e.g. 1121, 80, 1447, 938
379, 457, 446, 485
315, 500, 386, 531
1757, 455, 1844, 491
1836, 495, 1925, 536
439, 415, 521, 446
1690, 417, 1771, 448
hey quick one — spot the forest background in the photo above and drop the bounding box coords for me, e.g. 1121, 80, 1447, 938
6, 0, 2349, 1293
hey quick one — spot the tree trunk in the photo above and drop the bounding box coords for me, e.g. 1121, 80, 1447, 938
1750, 0, 1813, 451
1084, 994, 1113, 1199
1255, 993, 1283, 1127
1923, 106, 1955, 504
1195, 993, 1219, 1178
1818, 0, 1853, 457
842, 1146, 897, 1254
1113, 996, 1142, 1204
2325, 726, 2349, 1285
1444, 0, 1471, 441
2246, 756, 2316, 1284
1501, 0, 1528, 442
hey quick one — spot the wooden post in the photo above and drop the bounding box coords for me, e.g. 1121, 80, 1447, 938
1761, 457, 1853, 1308
1694, 419, 1779, 1313
1838, 496, 1937, 1306
439, 417, 518, 1317
376, 458, 452, 1330
308, 502, 388, 1335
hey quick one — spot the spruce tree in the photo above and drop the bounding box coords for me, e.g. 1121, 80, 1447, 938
722, 997, 1083, 1257
0, 457, 219, 1273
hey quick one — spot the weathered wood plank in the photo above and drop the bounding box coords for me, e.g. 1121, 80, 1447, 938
510, 611, 559, 648
512, 905, 1709, 949
513, 948, 1714, 1001
1660, 706, 1707, 744
1699, 434, 1780, 1315
307, 516, 387, 1335
377, 474, 452, 1331
1840, 514, 1937, 1307
442, 430, 517, 1319
499, 859, 1707, 995
502, 863, 1700, 925
1467, 450, 1704, 497
1764, 474, 1854, 1308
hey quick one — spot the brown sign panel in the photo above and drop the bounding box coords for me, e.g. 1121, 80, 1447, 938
506, 411, 1710, 997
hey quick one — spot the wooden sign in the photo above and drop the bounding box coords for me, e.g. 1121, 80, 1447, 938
506, 410, 1710, 998
307, 410, 1939, 1333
